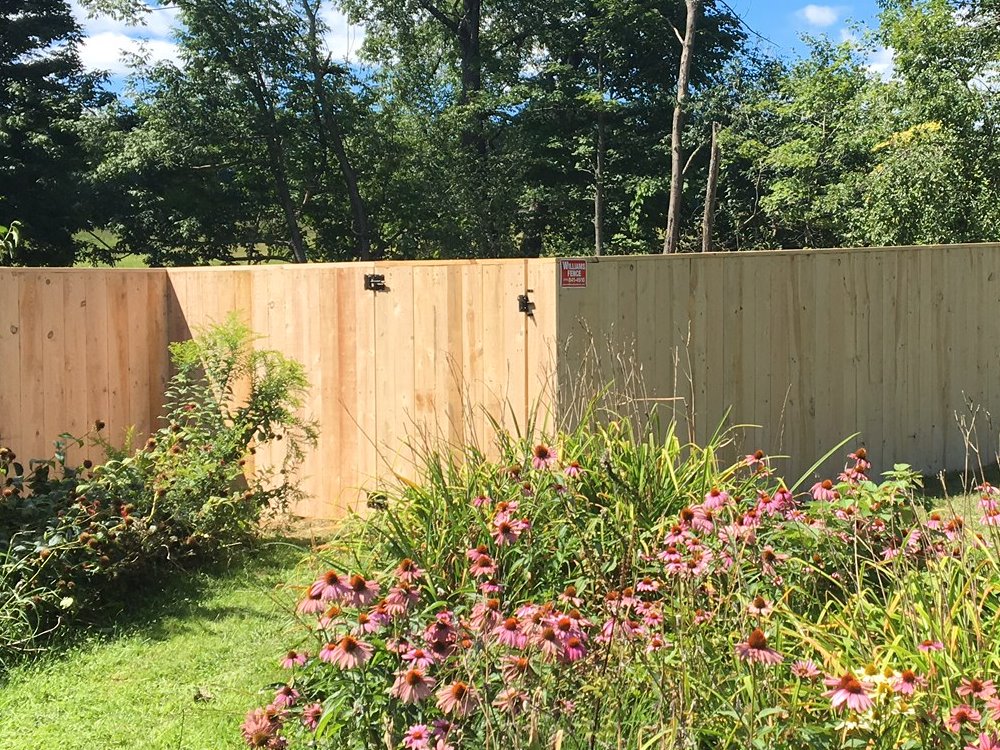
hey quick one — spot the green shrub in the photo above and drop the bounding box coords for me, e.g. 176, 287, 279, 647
0, 316, 317, 669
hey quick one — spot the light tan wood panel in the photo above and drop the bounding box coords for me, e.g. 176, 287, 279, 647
0, 271, 21, 449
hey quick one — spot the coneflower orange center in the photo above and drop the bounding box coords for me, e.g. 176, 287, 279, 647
747, 629, 769, 650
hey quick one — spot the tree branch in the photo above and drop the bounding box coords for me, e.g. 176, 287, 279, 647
415, 0, 459, 33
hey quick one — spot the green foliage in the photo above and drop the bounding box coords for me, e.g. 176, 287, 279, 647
0, 317, 317, 668
0, 221, 21, 264
0, 0, 110, 265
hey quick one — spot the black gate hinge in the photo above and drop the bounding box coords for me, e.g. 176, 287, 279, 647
364, 273, 387, 292
517, 290, 535, 316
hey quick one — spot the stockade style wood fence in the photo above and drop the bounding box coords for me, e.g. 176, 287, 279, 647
1, 244, 998, 519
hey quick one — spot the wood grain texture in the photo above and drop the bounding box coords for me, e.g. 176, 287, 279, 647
3, 244, 1000, 518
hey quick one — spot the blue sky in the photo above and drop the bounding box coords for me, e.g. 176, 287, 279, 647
735, 1, 880, 54
69, 1, 892, 81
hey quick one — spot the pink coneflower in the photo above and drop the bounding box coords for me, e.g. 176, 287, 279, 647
745, 449, 767, 468
280, 650, 308, 669
987, 698, 1000, 721
402, 647, 437, 669
562, 635, 587, 662
391, 667, 437, 704
641, 605, 664, 628
848, 447, 871, 470
946, 705, 983, 733
492, 687, 529, 715
531, 444, 557, 470
564, 461, 582, 478
480, 578, 503, 595
646, 634, 671, 652
467, 543, 490, 562
343, 574, 380, 607
918, 639, 945, 652
320, 636, 373, 669
926, 512, 944, 530
355, 610, 386, 635
691, 505, 716, 533
959, 678, 997, 701
471, 494, 492, 507
384, 584, 420, 617
395, 558, 424, 584
982, 509, 1000, 526
469, 553, 497, 578
297, 589, 326, 614
301, 703, 322, 731
791, 660, 821, 680
636, 577, 660, 593
492, 514, 529, 545
309, 570, 347, 602
945, 517, 965, 541
428, 639, 456, 661
746, 595, 774, 618
402, 724, 432, 750
559, 585, 583, 607
435, 681, 478, 716
424, 611, 458, 644
536, 626, 564, 661
824, 673, 873, 712
894, 669, 926, 695
967, 734, 1000, 750
470, 598, 503, 633
735, 628, 783, 665
693, 608, 715, 625
317, 604, 342, 629
271, 685, 299, 708
703, 487, 730, 509
502, 655, 536, 682
760, 546, 789, 575
494, 616, 527, 648
810, 479, 838, 502
241, 708, 278, 747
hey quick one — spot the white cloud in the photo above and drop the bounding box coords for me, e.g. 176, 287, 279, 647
79, 31, 181, 75
70, 1, 180, 74
797, 4, 842, 28
866, 45, 895, 80
319, 6, 365, 63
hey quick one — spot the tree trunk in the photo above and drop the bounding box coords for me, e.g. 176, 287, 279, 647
701, 121, 721, 253
329, 129, 374, 260
594, 55, 606, 257
301, 0, 374, 260
663, 0, 701, 254
250, 79, 309, 264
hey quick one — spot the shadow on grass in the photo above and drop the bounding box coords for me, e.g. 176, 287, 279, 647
4, 536, 317, 677
919, 461, 1000, 501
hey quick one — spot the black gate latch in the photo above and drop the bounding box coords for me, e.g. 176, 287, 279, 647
517, 291, 535, 316
364, 274, 387, 292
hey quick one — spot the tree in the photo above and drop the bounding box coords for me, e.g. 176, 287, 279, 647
84, 0, 375, 264
663, 0, 700, 254
0, 0, 108, 265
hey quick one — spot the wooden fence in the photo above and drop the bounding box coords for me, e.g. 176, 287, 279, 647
1, 244, 998, 518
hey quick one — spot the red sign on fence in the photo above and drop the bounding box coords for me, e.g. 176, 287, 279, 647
559, 259, 588, 289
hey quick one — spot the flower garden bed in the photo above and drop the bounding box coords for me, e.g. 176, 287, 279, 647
244, 422, 1000, 750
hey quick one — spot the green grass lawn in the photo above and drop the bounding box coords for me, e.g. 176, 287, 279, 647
0, 539, 318, 750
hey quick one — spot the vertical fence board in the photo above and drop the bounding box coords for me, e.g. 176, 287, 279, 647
19, 275, 45, 448
0, 272, 21, 448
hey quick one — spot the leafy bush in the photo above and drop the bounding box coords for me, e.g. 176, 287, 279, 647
248, 419, 1000, 749
0, 316, 317, 668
